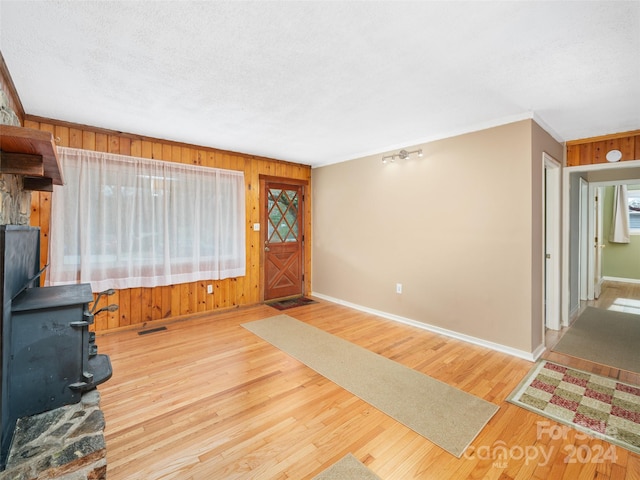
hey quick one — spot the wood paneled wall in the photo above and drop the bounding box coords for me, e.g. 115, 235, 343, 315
24, 117, 312, 333
566, 129, 640, 166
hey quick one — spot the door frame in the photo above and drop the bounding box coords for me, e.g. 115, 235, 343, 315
579, 178, 589, 301
259, 175, 309, 302
543, 153, 561, 331
587, 180, 640, 299
561, 159, 640, 326
586, 184, 604, 300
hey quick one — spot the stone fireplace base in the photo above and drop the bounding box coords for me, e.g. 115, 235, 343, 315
2, 390, 107, 480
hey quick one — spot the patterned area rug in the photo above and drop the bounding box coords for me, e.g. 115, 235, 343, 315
266, 296, 317, 310
507, 360, 640, 454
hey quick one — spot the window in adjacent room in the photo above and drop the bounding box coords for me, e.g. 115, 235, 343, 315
629, 187, 640, 234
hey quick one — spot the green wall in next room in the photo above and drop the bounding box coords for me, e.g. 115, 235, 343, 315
602, 185, 640, 281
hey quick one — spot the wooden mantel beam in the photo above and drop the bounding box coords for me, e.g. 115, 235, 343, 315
0, 151, 44, 177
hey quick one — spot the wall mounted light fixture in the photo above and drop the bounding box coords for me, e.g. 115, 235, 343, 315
381, 148, 423, 164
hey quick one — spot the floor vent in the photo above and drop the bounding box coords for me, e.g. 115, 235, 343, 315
137, 326, 168, 336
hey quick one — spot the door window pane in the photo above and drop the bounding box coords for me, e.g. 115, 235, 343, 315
267, 188, 299, 243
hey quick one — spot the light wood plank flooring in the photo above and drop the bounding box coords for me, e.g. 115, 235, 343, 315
97, 285, 640, 479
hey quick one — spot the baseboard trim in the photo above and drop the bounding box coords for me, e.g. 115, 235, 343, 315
312, 292, 541, 362
569, 303, 581, 323
602, 276, 640, 285
530, 343, 546, 361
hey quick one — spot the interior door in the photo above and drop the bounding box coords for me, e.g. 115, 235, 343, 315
594, 187, 604, 299
263, 182, 304, 301
544, 154, 561, 330
579, 178, 589, 301
587, 185, 604, 300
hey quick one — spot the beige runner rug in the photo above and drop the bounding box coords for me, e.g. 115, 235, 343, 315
552, 307, 640, 374
312, 454, 382, 480
242, 315, 499, 458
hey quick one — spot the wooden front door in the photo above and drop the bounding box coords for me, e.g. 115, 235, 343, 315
263, 182, 304, 301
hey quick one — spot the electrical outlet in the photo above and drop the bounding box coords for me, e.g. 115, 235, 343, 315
396, 283, 402, 294
207, 284, 213, 294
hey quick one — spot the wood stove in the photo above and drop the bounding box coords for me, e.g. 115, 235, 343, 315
0, 225, 112, 470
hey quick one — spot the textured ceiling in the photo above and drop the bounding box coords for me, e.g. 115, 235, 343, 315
1, 1, 639, 167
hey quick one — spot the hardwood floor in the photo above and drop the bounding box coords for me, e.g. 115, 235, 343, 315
97, 287, 640, 479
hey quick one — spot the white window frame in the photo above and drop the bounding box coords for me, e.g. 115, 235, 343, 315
629, 188, 640, 235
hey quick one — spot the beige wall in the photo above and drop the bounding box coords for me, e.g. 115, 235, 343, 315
312, 119, 563, 355
531, 121, 565, 349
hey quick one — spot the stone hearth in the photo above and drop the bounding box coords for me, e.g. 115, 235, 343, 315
2, 390, 107, 480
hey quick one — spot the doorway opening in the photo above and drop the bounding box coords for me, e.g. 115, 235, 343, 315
562, 159, 640, 326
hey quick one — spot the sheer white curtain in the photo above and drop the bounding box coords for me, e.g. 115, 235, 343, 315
609, 185, 630, 244
48, 147, 246, 291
